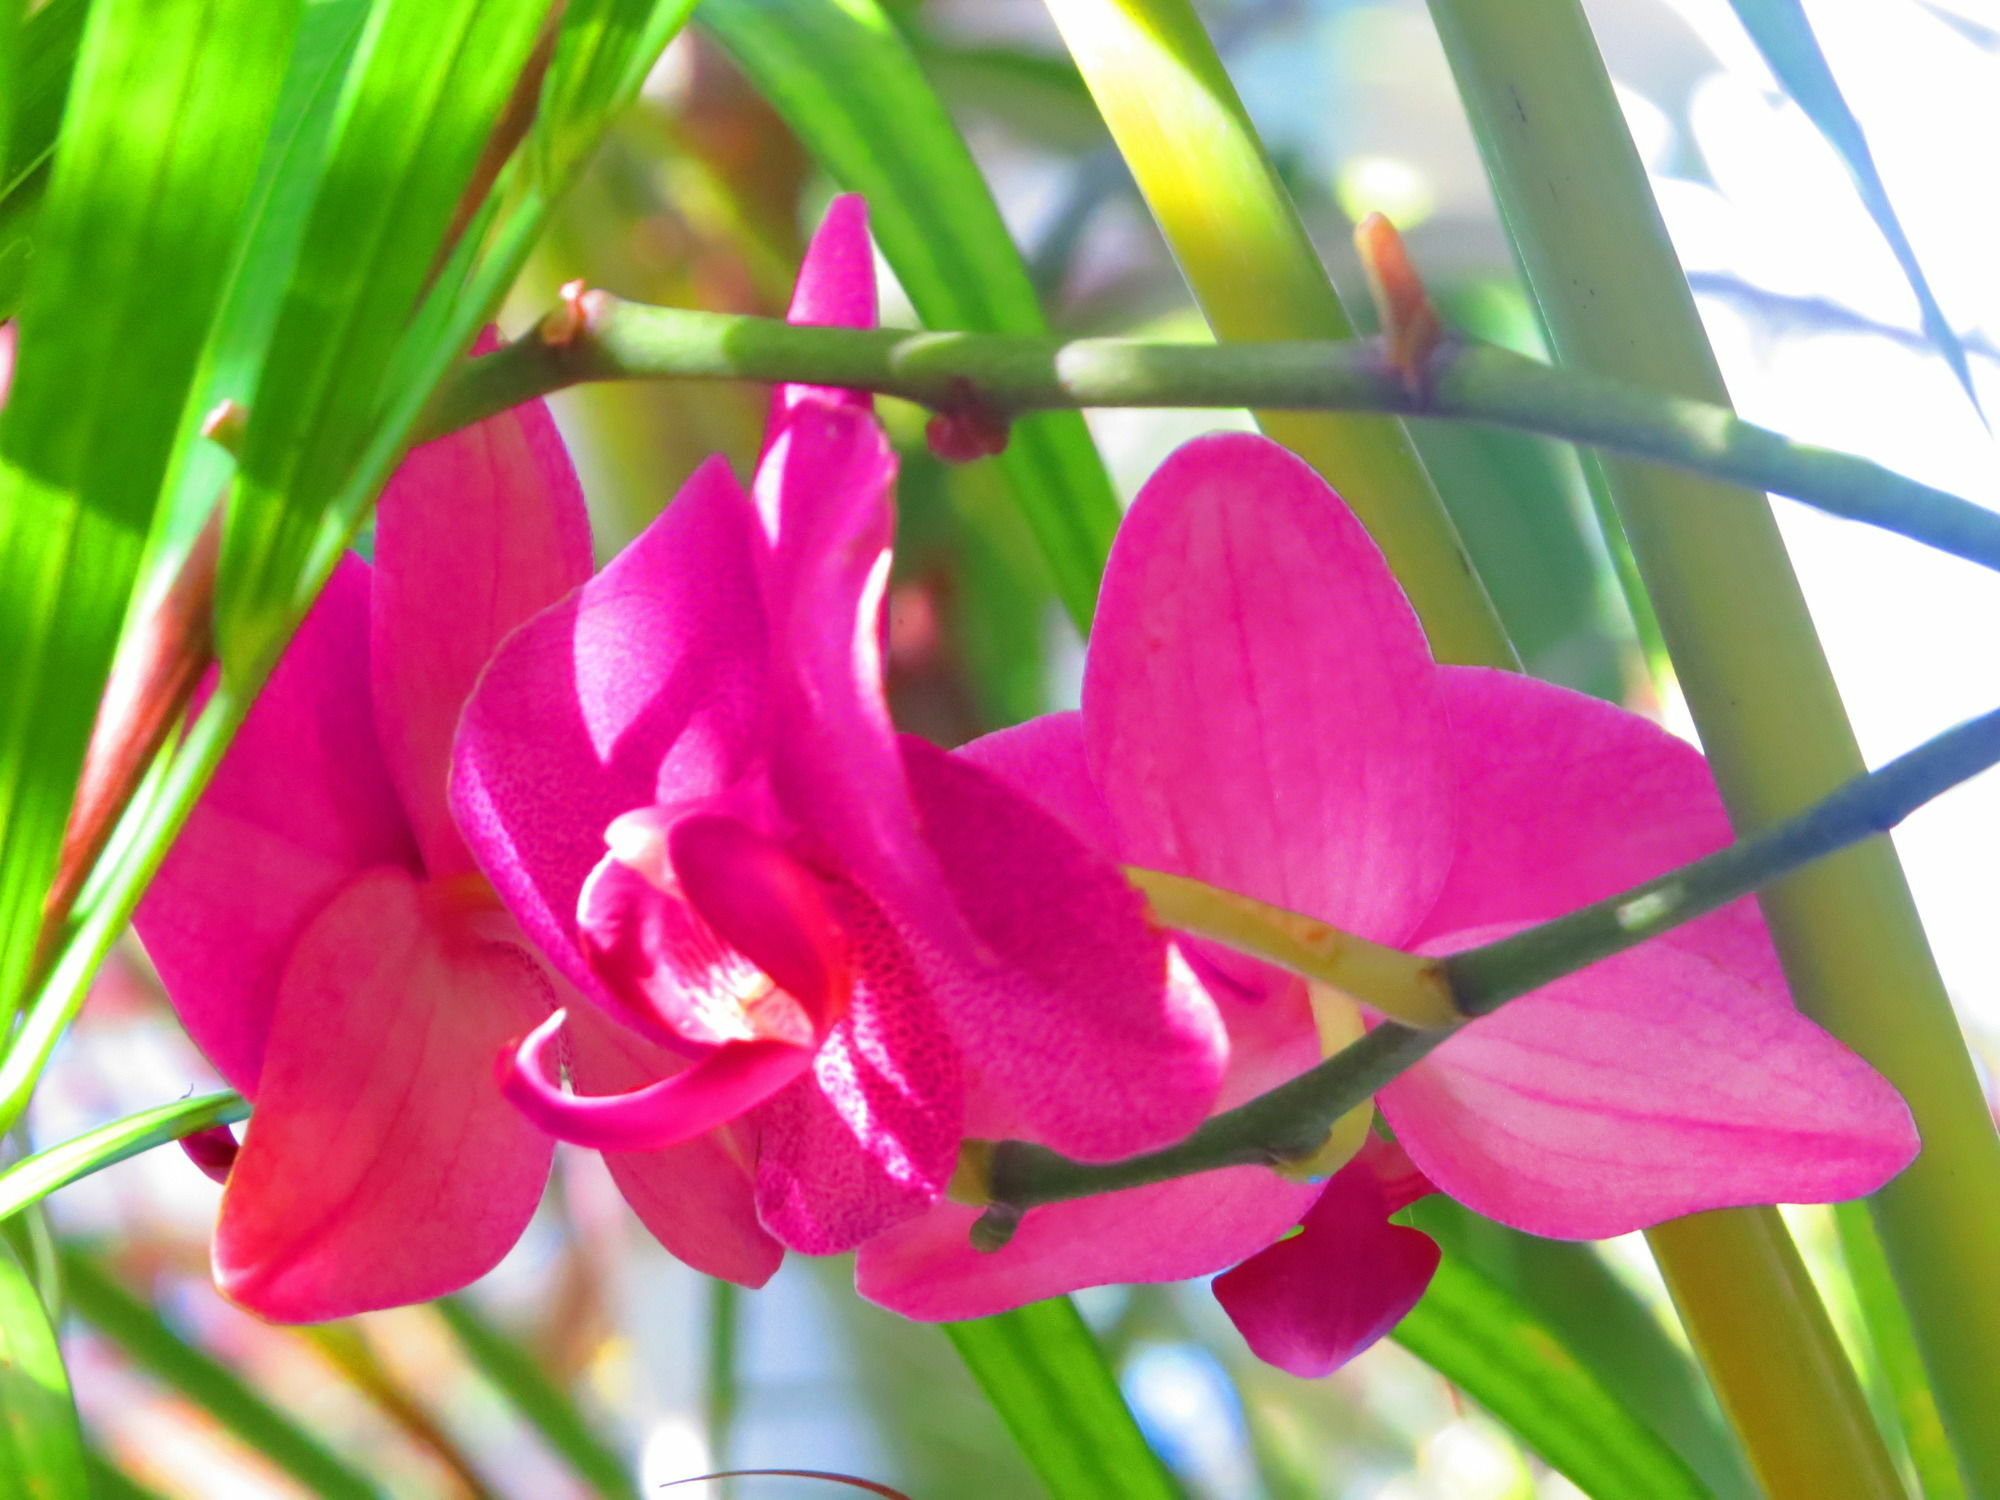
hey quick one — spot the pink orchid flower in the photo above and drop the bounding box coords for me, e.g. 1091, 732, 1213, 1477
856, 433, 1919, 1374
135, 340, 592, 1321
449, 198, 1226, 1261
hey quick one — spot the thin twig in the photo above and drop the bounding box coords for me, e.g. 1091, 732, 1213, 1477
420, 300, 2000, 577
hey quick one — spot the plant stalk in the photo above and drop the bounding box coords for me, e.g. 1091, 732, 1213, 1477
1427, 0, 2000, 1491
1042, 0, 1512, 668
423, 307, 2000, 577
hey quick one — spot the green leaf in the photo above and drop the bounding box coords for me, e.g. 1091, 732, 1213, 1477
83, 1446, 168, 1500
0, 1092, 249, 1227
2, 0, 87, 206
435, 1296, 639, 1499
945, 1299, 1181, 1500
0, 1235, 85, 1500
1725, 0, 1981, 415
0, 0, 301, 1021
216, 0, 561, 675
1833, 1203, 1970, 1500
1414, 1200, 1754, 1499
699, 0, 1121, 633
0, 0, 89, 320
61, 1249, 381, 1500
1393, 1253, 1713, 1500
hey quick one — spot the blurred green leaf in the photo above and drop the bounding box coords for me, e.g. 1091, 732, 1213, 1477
0, 1235, 84, 1500
1, 0, 86, 205
1416, 282, 1629, 697
216, 0, 559, 675
0, 0, 300, 1022
62, 1249, 381, 1500
700, 0, 1121, 634
1414, 1200, 1754, 1499
0, 0, 88, 320
1394, 1253, 1713, 1500
435, 1295, 640, 1500
82, 1446, 168, 1500
1725, 0, 1980, 415
1834, 1203, 1970, 1500
946, 1299, 1181, 1500
0, 1092, 249, 1226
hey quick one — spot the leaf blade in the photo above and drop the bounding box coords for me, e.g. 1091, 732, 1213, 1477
1393, 1253, 1713, 1500
0, 1092, 250, 1226
61, 1248, 381, 1500
0, 0, 301, 1019
946, 1299, 1181, 1500
699, 0, 1121, 632
0, 1235, 86, 1500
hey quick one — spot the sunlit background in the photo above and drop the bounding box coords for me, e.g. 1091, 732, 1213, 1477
35, 1, 2000, 1494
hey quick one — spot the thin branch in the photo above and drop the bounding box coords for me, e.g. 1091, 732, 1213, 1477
971, 704, 2000, 1243
422, 300, 2000, 576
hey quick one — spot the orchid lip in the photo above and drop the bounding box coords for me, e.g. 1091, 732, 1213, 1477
498, 1009, 816, 1152
579, 804, 852, 1055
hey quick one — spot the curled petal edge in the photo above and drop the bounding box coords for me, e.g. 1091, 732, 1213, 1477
499, 1009, 813, 1152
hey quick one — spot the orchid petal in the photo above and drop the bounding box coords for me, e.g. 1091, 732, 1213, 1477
1084, 433, 1454, 946
855, 939, 1319, 1321
138, 559, 417, 1091
213, 868, 553, 1322
956, 711, 1117, 851
372, 345, 592, 877
1382, 923, 1920, 1238
903, 735, 1224, 1158
563, 1008, 784, 1287
501, 1009, 812, 1153
754, 879, 962, 1253
452, 456, 772, 1015
1213, 1154, 1440, 1378
856, 1170, 1319, 1323
767, 193, 877, 429
1413, 666, 1778, 980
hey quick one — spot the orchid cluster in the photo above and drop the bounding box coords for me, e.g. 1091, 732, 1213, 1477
138, 200, 1916, 1376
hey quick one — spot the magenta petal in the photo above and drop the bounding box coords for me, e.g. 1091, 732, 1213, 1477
903, 735, 1225, 1159
1383, 923, 1920, 1238
372, 363, 592, 876
956, 711, 1117, 851
767, 193, 877, 428
754, 880, 962, 1253
502, 1009, 812, 1152
138, 558, 417, 1091
563, 1009, 784, 1287
213, 868, 554, 1322
1084, 433, 1455, 945
452, 455, 772, 1013
856, 1170, 1320, 1322
1413, 666, 1778, 980
1213, 1160, 1440, 1378
671, 814, 846, 1026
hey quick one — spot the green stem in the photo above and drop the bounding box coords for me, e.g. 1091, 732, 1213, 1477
1042, 0, 1512, 668
423, 308, 2000, 579
1428, 0, 2000, 1490
974, 704, 2000, 1229
1646, 1211, 1904, 1500
706, 1277, 739, 1487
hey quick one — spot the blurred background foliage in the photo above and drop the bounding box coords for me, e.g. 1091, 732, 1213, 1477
7, 0, 1997, 1495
